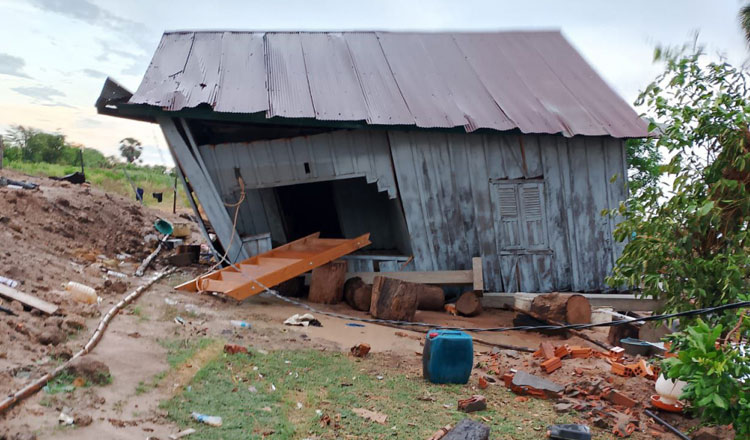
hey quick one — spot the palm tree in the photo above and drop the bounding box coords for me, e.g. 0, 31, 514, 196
741, 3, 750, 46
118, 137, 142, 163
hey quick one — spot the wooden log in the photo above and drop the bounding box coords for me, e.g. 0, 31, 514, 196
416, 285, 445, 311
308, 261, 347, 304
456, 291, 482, 317
370, 276, 419, 322
530, 293, 591, 324
343, 277, 372, 311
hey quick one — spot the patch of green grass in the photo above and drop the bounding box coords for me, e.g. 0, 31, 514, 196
5, 160, 189, 210
161, 349, 576, 440
43, 372, 86, 394
135, 371, 168, 395
131, 305, 149, 322
159, 338, 216, 369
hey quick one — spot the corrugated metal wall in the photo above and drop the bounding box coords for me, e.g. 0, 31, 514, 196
195, 128, 627, 292
387, 131, 627, 292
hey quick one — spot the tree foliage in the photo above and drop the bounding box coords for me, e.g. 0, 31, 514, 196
3, 125, 112, 168
608, 48, 750, 437
625, 137, 662, 193
119, 137, 142, 163
608, 48, 750, 320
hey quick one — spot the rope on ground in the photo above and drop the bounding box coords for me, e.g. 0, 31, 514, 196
0, 269, 174, 415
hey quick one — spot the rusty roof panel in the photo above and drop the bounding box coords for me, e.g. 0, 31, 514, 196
128, 31, 649, 138
494, 32, 605, 136
524, 32, 647, 138
300, 33, 369, 121
376, 32, 467, 128
417, 33, 515, 132
342, 33, 413, 125
131, 32, 195, 109
453, 33, 566, 135
214, 32, 268, 114
266, 33, 315, 118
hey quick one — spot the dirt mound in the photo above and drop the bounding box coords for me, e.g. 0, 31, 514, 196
0, 169, 190, 399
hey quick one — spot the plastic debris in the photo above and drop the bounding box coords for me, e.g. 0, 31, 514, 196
169, 428, 196, 440
230, 320, 251, 328
0, 276, 19, 289
191, 412, 222, 427
174, 316, 185, 325
284, 313, 321, 327
58, 411, 74, 425
345, 323, 365, 327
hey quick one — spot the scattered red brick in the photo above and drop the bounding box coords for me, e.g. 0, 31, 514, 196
478, 376, 489, 389
223, 344, 248, 355
541, 356, 562, 373
350, 343, 371, 358
604, 389, 637, 408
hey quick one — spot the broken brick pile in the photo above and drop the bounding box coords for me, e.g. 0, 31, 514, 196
477, 342, 675, 438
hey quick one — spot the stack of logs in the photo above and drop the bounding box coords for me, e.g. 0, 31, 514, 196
304, 261, 482, 321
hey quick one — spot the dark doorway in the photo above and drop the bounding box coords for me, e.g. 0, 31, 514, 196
275, 180, 343, 240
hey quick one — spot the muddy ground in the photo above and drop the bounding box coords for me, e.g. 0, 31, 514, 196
0, 170, 699, 439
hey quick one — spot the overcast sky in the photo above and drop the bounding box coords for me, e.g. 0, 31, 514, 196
0, 0, 748, 166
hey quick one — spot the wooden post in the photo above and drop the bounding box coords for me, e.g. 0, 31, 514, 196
0, 135, 4, 170
158, 117, 247, 262
308, 261, 348, 304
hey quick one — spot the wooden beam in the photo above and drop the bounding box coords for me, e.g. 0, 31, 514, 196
345, 270, 473, 285
158, 117, 248, 262
472, 257, 484, 291
481, 292, 663, 312
0, 284, 58, 315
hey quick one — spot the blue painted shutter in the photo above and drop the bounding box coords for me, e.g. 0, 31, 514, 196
519, 183, 547, 249
495, 183, 522, 249
494, 182, 548, 250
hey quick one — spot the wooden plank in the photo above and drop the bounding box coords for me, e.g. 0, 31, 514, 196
159, 117, 248, 262
347, 270, 473, 285
539, 136, 572, 291
481, 292, 663, 312
472, 257, 484, 291
388, 131, 436, 271
0, 284, 58, 315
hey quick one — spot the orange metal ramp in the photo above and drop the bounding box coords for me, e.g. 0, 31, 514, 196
176, 232, 371, 301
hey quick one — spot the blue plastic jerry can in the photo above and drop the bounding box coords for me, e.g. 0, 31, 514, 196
422, 329, 473, 384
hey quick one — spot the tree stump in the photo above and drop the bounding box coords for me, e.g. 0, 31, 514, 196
456, 291, 482, 317
308, 261, 347, 304
416, 285, 445, 311
530, 293, 591, 324
343, 277, 372, 311
370, 276, 419, 322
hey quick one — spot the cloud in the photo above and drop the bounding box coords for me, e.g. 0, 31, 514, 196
28, 0, 152, 50
81, 68, 107, 78
12, 85, 64, 100
11, 85, 73, 108
0, 53, 31, 78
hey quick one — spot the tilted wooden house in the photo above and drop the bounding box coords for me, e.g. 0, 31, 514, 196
97, 30, 648, 293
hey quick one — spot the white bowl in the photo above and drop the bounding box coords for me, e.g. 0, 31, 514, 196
655, 374, 687, 405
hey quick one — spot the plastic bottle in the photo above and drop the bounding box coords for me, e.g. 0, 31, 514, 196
65, 281, 98, 304
230, 320, 251, 329
0, 276, 19, 289
191, 412, 222, 427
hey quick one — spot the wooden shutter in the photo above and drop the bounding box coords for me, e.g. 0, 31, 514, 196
494, 183, 522, 249
493, 181, 548, 251
519, 183, 547, 249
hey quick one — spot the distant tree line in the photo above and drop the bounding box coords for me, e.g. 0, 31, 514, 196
2, 125, 168, 174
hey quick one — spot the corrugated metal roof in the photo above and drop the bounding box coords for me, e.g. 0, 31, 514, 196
129, 31, 648, 137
